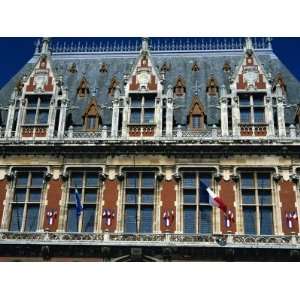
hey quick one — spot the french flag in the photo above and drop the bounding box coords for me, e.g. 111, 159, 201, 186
75, 187, 83, 217
201, 181, 227, 213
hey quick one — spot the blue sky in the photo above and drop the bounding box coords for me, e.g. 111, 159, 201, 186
0, 37, 299, 89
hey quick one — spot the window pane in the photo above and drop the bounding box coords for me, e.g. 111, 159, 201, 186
37, 110, 49, 124
241, 173, 254, 188
71, 173, 83, 187
257, 173, 270, 188
87, 116, 96, 129
253, 94, 264, 106
144, 96, 155, 107
260, 207, 273, 235
243, 207, 256, 234
31, 173, 44, 187
14, 189, 26, 202
67, 206, 78, 232
29, 189, 41, 202
16, 173, 28, 186
39, 96, 51, 107
242, 190, 255, 204
239, 94, 250, 105
82, 206, 95, 232
141, 189, 154, 204
130, 109, 141, 123
124, 207, 137, 233
142, 173, 155, 188
9, 205, 24, 231
199, 206, 212, 234
126, 173, 139, 187
84, 189, 97, 203
131, 97, 141, 108
183, 189, 196, 204
140, 207, 153, 233
27, 97, 38, 107
192, 115, 201, 128
25, 110, 36, 124
86, 173, 99, 187
24, 205, 40, 232
183, 173, 196, 187
240, 108, 251, 123
183, 207, 196, 234
69, 188, 82, 203
126, 189, 138, 204
254, 108, 265, 123
258, 190, 272, 205
144, 109, 154, 124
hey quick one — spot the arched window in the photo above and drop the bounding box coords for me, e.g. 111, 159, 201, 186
188, 95, 206, 129
77, 77, 90, 97
173, 77, 186, 97
206, 75, 219, 96
82, 99, 101, 131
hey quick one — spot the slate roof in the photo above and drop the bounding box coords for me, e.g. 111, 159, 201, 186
0, 39, 299, 128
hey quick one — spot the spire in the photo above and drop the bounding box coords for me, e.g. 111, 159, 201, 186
220, 85, 227, 98
244, 37, 254, 54
41, 37, 50, 55
266, 37, 273, 50
141, 37, 149, 53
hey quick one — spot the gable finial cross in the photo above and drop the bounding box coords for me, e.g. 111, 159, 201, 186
193, 80, 201, 96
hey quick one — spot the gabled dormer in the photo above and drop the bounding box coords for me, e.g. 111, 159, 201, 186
5, 38, 69, 140
229, 38, 274, 137
82, 98, 102, 131
122, 38, 164, 138
188, 94, 206, 130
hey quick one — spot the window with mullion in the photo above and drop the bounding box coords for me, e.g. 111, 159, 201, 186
239, 93, 265, 124
129, 94, 156, 125
66, 171, 100, 233
124, 171, 155, 233
24, 95, 50, 125
9, 170, 45, 232
240, 171, 273, 235
182, 171, 213, 234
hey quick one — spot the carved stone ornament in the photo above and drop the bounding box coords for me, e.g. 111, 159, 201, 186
214, 173, 223, 182
156, 173, 165, 182
99, 173, 108, 181
116, 173, 125, 181
5, 173, 14, 181
44, 172, 53, 181
230, 174, 240, 182
272, 174, 283, 182
172, 173, 181, 182
290, 174, 299, 183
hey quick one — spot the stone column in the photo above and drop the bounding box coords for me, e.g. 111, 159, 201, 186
57, 98, 68, 140
166, 85, 174, 137
155, 97, 163, 137
111, 86, 121, 138
47, 96, 56, 139
122, 97, 129, 138
15, 98, 26, 139
275, 84, 286, 137
231, 96, 240, 137
5, 94, 17, 138
220, 85, 228, 136
265, 94, 275, 136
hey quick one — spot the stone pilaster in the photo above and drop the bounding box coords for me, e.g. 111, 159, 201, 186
276, 84, 286, 137
231, 96, 240, 136
220, 85, 228, 136
5, 95, 17, 138
57, 97, 68, 140
166, 85, 174, 137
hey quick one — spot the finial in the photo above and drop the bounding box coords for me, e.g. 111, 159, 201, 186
34, 39, 41, 55
41, 37, 50, 55
266, 37, 273, 50
141, 37, 149, 52
92, 87, 97, 97
166, 85, 173, 99
220, 85, 227, 98
244, 37, 253, 54
113, 85, 121, 99
275, 83, 283, 98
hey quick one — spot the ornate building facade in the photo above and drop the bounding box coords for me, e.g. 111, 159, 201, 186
0, 37, 300, 261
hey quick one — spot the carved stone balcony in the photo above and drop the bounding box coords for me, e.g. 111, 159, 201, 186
239, 123, 268, 137
0, 232, 298, 249
127, 124, 156, 137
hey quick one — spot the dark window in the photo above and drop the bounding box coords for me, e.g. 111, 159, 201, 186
129, 94, 156, 124
124, 171, 155, 233
9, 170, 45, 232
24, 95, 50, 125
66, 171, 101, 232
240, 171, 273, 235
192, 115, 201, 128
182, 171, 213, 234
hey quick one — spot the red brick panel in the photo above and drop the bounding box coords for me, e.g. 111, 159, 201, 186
219, 179, 236, 234
148, 75, 157, 90
129, 75, 139, 91
279, 180, 299, 234
0, 179, 8, 226
101, 179, 118, 232
236, 74, 247, 90
255, 74, 266, 89
160, 179, 176, 233
43, 178, 63, 232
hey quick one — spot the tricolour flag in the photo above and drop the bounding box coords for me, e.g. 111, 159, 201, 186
75, 187, 83, 217
286, 211, 298, 229
201, 181, 227, 213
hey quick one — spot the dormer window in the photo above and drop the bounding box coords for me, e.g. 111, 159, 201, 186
191, 62, 200, 72
160, 63, 170, 73
129, 94, 155, 124
83, 99, 101, 131
99, 63, 108, 73
108, 77, 119, 97
174, 77, 186, 97
77, 77, 90, 97
239, 93, 266, 124
206, 75, 219, 96
24, 95, 51, 125
69, 63, 77, 74
188, 95, 206, 129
